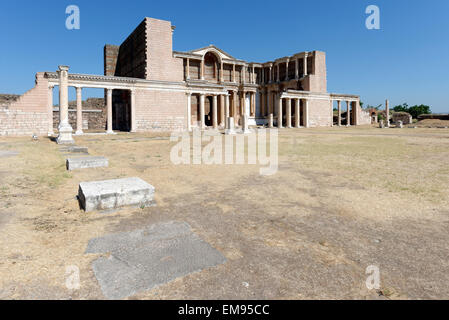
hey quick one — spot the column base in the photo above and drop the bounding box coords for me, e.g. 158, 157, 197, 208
75, 130, 84, 135
106, 130, 115, 135
57, 124, 74, 145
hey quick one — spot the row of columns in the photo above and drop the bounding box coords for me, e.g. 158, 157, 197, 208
186, 91, 257, 131
274, 97, 309, 129
333, 100, 355, 126
50, 66, 136, 142
185, 57, 257, 84
263, 53, 308, 84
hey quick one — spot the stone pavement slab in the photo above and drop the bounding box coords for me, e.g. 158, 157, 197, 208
85, 221, 226, 299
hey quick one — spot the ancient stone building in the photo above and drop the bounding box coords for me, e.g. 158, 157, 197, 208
0, 17, 371, 137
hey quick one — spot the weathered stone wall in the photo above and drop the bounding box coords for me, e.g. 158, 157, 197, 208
304, 51, 327, 93
53, 98, 106, 131
145, 18, 184, 82
134, 89, 186, 131
0, 73, 49, 136
392, 112, 413, 125
308, 99, 332, 127
104, 45, 119, 76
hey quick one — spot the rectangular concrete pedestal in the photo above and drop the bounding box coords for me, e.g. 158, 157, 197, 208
78, 177, 155, 212
67, 156, 108, 171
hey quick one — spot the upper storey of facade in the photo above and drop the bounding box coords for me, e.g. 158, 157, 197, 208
104, 17, 327, 93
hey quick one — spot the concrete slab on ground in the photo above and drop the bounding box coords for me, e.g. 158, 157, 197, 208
78, 177, 155, 212
66, 156, 108, 171
85, 221, 226, 299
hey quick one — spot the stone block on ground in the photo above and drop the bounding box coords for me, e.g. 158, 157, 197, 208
78, 177, 155, 212
66, 156, 108, 171
85, 221, 226, 299
60, 146, 88, 154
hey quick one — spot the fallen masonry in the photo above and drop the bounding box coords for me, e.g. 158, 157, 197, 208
66, 156, 108, 171
78, 177, 155, 212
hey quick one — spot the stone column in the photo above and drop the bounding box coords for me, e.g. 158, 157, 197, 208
337, 100, 342, 126
295, 98, 300, 128
242, 65, 246, 84
212, 95, 218, 129
252, 66, 256, 84
278, 96, 283, 128
75, 87, 83, 135
200, 94, 205, 129
304, 99, 309, 128
242, 114, 250, 134
187, 93, 192, 131
295, 58, 299, 79
261, 67, 265, 84
130, 89, 136, 132
200, 58, 205, 80
56, 65, 74, 144
346, 100, 351, 126
304, 53, 308, 76
225, 94, 230, 129
385, 99, 390, 127
47, 85, 54, 136
233, 91, 238, 125
269, 65, 272, 83
268, 113, 274, 128
286, 98, 292, 128
285, 60, 289, 81
232, 64, 236, 82
241, 91, 245, 116
260, 91, 265, 118
106, 88, 113, 134
276, 64, 280, 82
220, 62, 224, 82
220, 95, 225, 127
330, 100, 334, 127
186, 58, 190, 80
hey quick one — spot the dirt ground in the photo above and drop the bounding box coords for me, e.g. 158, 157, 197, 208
0, 125, 448, 300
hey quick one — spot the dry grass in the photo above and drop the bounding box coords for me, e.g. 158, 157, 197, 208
0, 126, 448, 299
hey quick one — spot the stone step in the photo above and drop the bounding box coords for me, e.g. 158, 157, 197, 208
66, 156, 108, 171
78, 177, 155, 212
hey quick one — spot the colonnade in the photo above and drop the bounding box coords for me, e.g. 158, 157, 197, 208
332, 100, 355, 126
186, 90, 257, 131
50, 65, 136, 143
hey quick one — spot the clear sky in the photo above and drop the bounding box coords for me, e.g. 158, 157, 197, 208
0, 0, 448, 112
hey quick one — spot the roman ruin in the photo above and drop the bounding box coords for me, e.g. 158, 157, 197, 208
0, 17, 371, 140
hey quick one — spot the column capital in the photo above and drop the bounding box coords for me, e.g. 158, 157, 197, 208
58, 65, 69, 72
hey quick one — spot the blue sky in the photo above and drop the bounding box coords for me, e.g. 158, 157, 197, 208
0, 0, 448, 112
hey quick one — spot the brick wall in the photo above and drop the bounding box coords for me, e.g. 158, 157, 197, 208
134, 89, 186, 131
53, 98, 106, 131
308, 99, 332, 127
0, 72, 49, 136
304, 51, 327, 93
104, 45, 119, 76
145, 18, 183, 82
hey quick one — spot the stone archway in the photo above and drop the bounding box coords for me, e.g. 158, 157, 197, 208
204, 52, 219, 82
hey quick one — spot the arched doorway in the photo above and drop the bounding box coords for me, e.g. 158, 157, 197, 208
204, 52, 219, 82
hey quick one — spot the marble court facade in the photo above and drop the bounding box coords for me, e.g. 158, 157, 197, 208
0, 17, 371, 139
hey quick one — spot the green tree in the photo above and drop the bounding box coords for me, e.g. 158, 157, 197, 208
408, 105, 431, 119
393, 103, 409, 112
